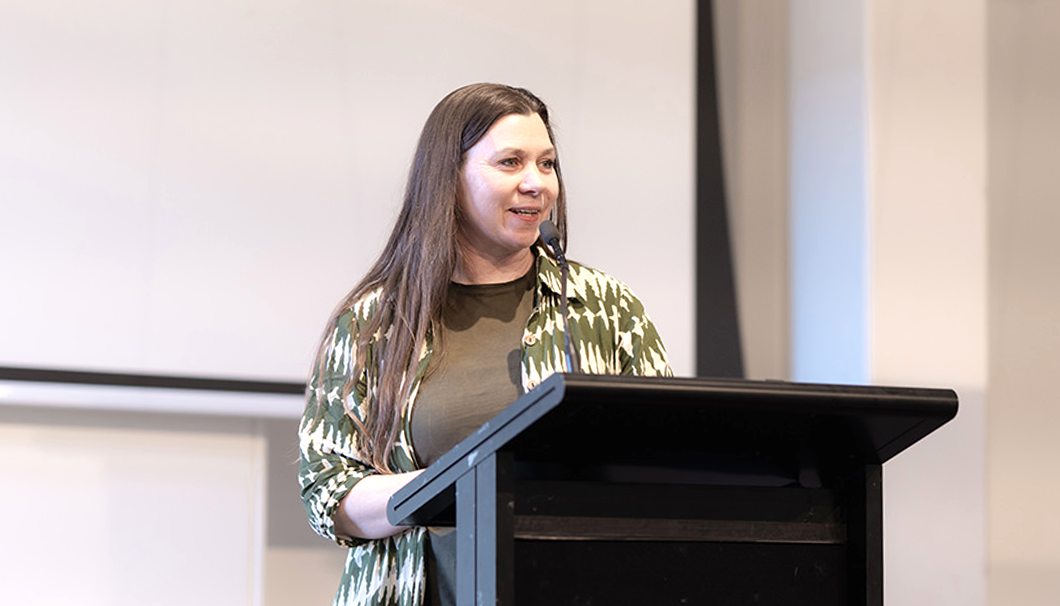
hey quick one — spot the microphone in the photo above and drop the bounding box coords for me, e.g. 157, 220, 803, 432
539, 220, 566, 266
539, 220, 580, 373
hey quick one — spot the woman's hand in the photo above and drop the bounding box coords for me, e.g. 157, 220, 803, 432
333, 470, 425, 540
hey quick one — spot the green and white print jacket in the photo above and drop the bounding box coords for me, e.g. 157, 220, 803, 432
298, 245, 673, 606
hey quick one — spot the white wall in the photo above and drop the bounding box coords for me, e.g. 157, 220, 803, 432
987, 2, 1060, 605
789, 0, 870, 384
789, 1, 988, 604
0, 1, 694, 604
722, 2, 1060, 604
0, 407, 267, 606
869, 3, 987, 606
722, 1, 988, 604
0, 0, 695, 381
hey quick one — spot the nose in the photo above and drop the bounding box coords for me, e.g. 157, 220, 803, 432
519, 166, 544, 196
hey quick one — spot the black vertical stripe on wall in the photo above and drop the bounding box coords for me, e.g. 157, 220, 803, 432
696, 0, 745, 378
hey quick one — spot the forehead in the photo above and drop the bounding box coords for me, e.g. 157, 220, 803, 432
472, 113, 554, 153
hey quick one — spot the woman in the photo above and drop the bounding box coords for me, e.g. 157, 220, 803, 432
299, 83, 671, 606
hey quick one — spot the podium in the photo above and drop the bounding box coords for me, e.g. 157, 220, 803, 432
388, 374, 957, 606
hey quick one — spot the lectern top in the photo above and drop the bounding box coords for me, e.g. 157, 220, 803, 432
388, 373, 957, 527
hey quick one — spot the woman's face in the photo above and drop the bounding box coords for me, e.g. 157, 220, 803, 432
457, 112, 559, 267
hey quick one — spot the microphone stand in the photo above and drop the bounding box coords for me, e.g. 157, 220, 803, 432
539, 221, 580, 373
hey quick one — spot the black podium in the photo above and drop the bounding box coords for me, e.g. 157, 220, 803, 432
388, 374, 957, 606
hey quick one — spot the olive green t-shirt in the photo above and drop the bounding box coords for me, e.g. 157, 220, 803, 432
410, 267, 535, 467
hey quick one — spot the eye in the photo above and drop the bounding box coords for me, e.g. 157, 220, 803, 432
540, 158, 556, 171
498, 157, 520, 168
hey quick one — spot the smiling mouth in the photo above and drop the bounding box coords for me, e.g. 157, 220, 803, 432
511, 208, 539, 216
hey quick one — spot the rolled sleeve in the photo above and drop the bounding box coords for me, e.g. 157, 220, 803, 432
298, 406, 375, 547
298, 315, 377, 547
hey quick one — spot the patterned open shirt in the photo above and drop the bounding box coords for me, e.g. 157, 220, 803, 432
298, 245, 673, 606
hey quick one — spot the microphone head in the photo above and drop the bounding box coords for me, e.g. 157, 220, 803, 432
539, 220, 561, 247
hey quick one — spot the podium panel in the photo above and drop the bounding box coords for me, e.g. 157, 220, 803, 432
516, 541, 847, 606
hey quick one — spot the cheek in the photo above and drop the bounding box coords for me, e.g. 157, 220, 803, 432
464, 172, 502, 207
460, 176, 489, 215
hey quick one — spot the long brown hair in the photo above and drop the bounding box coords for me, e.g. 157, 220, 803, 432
312, 83, 568, 472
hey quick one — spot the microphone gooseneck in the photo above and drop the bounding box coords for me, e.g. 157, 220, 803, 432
539, 220, 580, 373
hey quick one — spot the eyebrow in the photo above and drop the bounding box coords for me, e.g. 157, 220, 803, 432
494, 146, 556, 157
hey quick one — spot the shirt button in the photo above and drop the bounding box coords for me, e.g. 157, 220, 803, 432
523, 333, 537, 346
